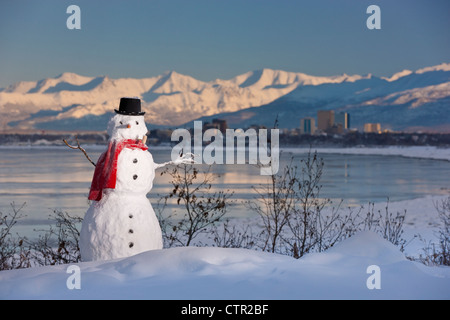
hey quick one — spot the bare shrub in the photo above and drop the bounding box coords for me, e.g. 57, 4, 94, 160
28, 210, 82, 266
248, 151, 361, 258
157, 164, 234, 247
286, 151, 360, 258
414, 197, 450, 266
361, 200, 407, 251
209, 219, 256, 249
434, 196, 450, 265
246, 159, 296, 253
247, 150, 409, 259
0, 202, 31, 270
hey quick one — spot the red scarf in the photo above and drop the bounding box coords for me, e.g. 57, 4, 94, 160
88, 139, 148, 201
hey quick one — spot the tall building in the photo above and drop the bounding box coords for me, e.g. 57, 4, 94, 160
204, 119, 228, 134
300, 117, 316, 135
335, 112, 350, 129
317, 110, 334, 131
364, 123, 381, 133
212, 119, 228, 134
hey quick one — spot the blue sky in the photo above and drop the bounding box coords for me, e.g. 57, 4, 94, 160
0, 0, 449, 87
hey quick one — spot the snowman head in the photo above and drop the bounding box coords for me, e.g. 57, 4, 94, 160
107, 114, 148, 141
107, 97, 149, 141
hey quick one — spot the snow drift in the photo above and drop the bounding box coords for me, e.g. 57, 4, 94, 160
0, 231, 449, 300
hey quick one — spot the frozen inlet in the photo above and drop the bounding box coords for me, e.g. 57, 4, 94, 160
171, 121, 279, 175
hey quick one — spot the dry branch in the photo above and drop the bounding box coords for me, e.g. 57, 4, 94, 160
63, 136, 96, 167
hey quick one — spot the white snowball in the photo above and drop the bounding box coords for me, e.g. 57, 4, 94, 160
107, 114, 148, 141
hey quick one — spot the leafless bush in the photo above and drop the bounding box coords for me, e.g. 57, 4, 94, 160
247, 150, 409, 258
435, 196, 450, 265
209, 219, 256, 249
157, 164, 234, 247
361, 200, 407, 251
1, 205, 82, 269
0, 202, 31, 270
246, 159, 296, 253
286, 152, 359, 258
248, 151, 361, 258
414, 197, 450, 266
28, 210, 82, 266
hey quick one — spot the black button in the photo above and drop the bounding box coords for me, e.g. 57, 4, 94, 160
129, 214, 133, 219
133, 158, 138, 163
129, 242, 134, 248
129, 229, 134, 234
133, 174, 138, 180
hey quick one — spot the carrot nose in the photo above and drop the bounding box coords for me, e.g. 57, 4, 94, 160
127, 124, 131, 129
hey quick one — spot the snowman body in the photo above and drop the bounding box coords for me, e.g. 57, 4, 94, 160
80, 114, 163, 261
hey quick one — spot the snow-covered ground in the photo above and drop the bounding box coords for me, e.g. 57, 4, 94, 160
0, 195, 449, 300
0, 145, 448, 300
0, 231, 448, 300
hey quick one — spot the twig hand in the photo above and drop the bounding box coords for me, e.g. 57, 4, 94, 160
154, 153, 196, 170
63, 136, 96, 167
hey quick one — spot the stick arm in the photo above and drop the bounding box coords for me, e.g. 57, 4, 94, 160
63, 136, 96, 167
154, 153, 197, 170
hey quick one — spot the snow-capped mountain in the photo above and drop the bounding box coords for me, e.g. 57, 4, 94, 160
0, 63, 449, 132
193, 63, 450, 131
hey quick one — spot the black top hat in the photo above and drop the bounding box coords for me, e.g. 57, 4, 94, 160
115, 97, 145, 116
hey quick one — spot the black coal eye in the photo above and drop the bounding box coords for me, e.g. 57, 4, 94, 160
136, 121, 139, 125
119, 121, 123, 125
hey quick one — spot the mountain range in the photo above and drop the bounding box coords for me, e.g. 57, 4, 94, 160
1, 63, 449, 132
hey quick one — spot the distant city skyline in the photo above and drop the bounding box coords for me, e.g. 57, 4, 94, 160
0, 0, 449, 88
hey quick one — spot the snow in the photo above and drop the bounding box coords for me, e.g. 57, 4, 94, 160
381, 195, 448, 257
0, 145, 448, 299
0, 231, 448, 300
363, 82, 450, 109
3, 62, 448, 130
106, 114, 148, 141
382, 69, 413, 82
415, 63, 450, 74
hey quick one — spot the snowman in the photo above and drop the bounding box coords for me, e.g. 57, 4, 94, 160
80, 97, 193, 261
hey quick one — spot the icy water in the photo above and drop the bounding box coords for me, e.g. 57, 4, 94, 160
0, 146, 449, 237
